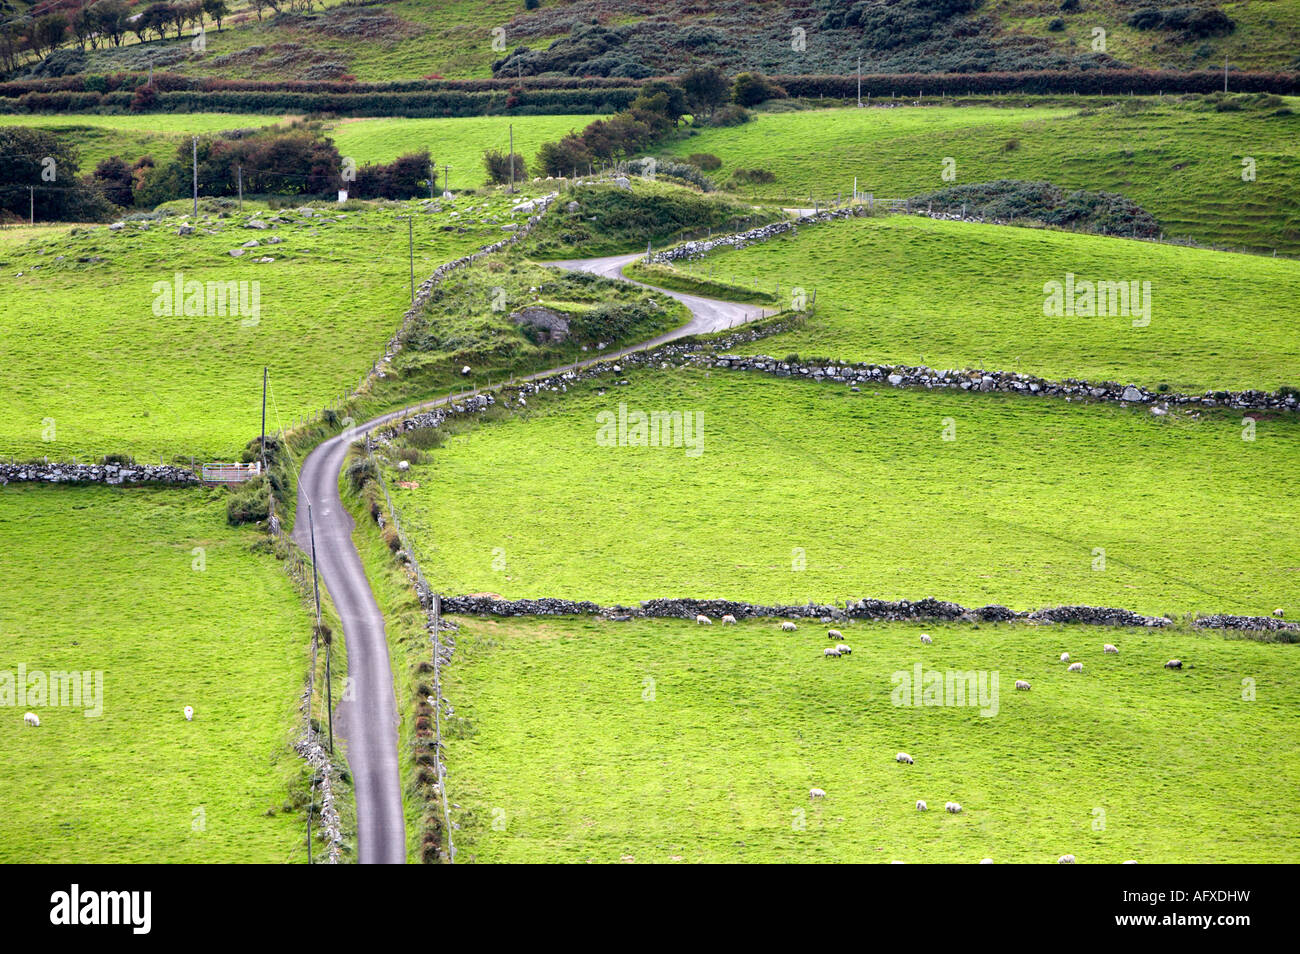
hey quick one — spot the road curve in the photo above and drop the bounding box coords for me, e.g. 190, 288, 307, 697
292, 253, 764, 864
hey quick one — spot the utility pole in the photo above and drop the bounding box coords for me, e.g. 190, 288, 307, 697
1224, 56, 1229, 93
443, 163, 450, 195
260, 367, 267, 475
857, 53, 862, 107
237, 165, 242, 212
191, 135, 198, 218
407, 216, 414, 306
428, 159, 435, 200
509, 123, 515, 194
29, 185, 34, 225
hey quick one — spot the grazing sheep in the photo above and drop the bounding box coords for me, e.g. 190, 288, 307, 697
23, 712, 40, 727
1060, 652, 1070, 663
1164, 659, 1182, 669
809, 788, 826, 799
1104, 644, 1119, 654
823, 647, 842, 659
1058, 854, 1076, 864
896, 752, 914, 764
835, 643, 852, 655
916, 800, 927, 811
1122, 860, 1138, 864
945, 802, 962, 814
183, 706, 194, 722
827, 629, 843, 640
890, 860, 905, 864
781, 621, 797, 632
920, 633, 933, 645
721, 614, 737, 625
1274, 608, 1285, 618
1014, 680, 1031, 691
979, 858, 994, 864
696, 615, 711, 625
1067, 662, 1083, 672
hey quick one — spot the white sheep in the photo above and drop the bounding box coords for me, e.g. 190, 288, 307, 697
1164, 659, 1182, 669
809, 788, 826, 799
721, 614, 737, 625
1274, 608, 1285, 618
916, 800, 927, 811
1060, 652, 1070, 663
920, 633, 932, 645
1014, 679, 1031, 691
780, 621, 797, 632
183, 706, 194, 722
979, 858, 994, 864
23, 712, 40, 727
1104, 644, 1119, 654
1058, 854, 1076, 864
896, 752, 914, 764
1122, 860, 1138, 864
1067, 662, 1083, 672
696, 614, 711, 625
823, 647, 842, 659
827, 629, 843, 640
835, 643, 852, 655
945, 802, 962, 814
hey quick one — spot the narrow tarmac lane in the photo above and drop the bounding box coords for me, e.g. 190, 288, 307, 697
292, 252, 764, 863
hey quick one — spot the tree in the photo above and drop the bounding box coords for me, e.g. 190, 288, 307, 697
680, 66, 729, 117
93, 156, 134, 206
537, 134, 592, 178
632, 79, 688, 125
201, 0, 228, 30
33, 13, 69, 55
483, 148, 529, 185
732, 72, 787, 107
0, 127, 115, 222
93, 0, 131, 47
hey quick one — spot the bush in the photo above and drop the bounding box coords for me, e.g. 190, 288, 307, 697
227, 479, 269, 525
483, 148, 530, 185
352, 151, 432, 199
702, 104, 751, 127
730, 167, 776, 185
731, 72, 787, 107
1048, 17, 1065, 32
345, 456, 377, 492
687, 153, 722, 170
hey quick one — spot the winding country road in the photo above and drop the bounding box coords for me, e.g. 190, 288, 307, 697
292, 252, 767, 864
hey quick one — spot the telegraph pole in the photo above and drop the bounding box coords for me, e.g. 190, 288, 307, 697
509, 123, 515, 193
237, 165, 243, 212
857, 53, 862, 107
429, 159, 435, 200
1224, 56, 1229, 93
191, 135, 198, 218
29, 185, 34, 225
260, 367, 267, 474
407, 216, 414, 306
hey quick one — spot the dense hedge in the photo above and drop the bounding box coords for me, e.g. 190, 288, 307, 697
1, 70, 1297, 115
772, 70, 1300, 97
0, 86, 640, 116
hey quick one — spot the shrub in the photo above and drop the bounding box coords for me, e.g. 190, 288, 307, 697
226, 479, 269, 525
703, 104, 751, 127
730, 167, 776, 185
345, 456, 377, 492
483, 148, 530, 185
687, 153, 722, 170
1048, 17, 1065, 32
352, 151, 432, 199
731, 72, 787, 107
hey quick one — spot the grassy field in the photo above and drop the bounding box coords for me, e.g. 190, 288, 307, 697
0, 197, 521, 461
0, 484, 319, 862
0, 113, 296, 170
662, 99, 1300, 255
441, 613, 1300, 863
324, 114, 603, 182
655, 214, 1300, 393
388, 368, 1299, 617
